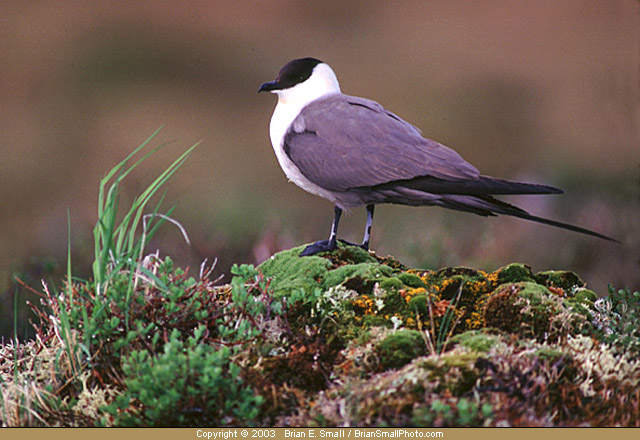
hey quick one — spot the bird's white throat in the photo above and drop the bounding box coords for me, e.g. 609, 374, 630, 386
268, 63, 341, 150
266, 62, 342, 203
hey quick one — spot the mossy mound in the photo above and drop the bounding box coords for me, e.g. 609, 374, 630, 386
259, 248, 594, 343
377, 329, 426, 370
259, 242, 391, 297
257, 245, 640, 426
484, 282, 572, 341
450, 329, 503, 353
534, 270, 584, 290
286, 331, 640, 427
294, 347, 484, 427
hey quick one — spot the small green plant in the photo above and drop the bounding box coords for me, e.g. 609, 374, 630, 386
418, 283, 464, 356
102, 326, 263, 426
31, 129, 200, 365
412, 398, 493, 427
591, 286, 640, 355
92, 128, 195, 286
87, 258, 275, 426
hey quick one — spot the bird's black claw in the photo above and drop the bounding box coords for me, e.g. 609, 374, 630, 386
300, 240, 337, 256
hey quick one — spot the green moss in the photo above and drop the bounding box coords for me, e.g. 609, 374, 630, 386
575, 288, 597, 303
374, 254, 408, 271
516, 282, 555, 301
334, 245, 378, 264
566, 288, 598, 317
383, 292, 409, 316
258, 244, 332, 296
450, 330, 500, 353
259, 244, 396, 298
407, 295, 429, 318
377, 330, 426, 370
535, 270, 584, 290
483, 282, 558, 339
397, 273, 426, 289
323, 263, 394, 293
494, 263, 536, 284
419, 352, 480, 395
379, 277, 405, 292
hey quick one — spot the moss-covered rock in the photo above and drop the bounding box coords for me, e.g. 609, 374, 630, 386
324, 263, 394, 294
534, 270, 584, 291
259, 243, 395, 298
378, 277, 405, 292
258, 244, 333, 296
565, 288, 598, 317
397, 272, 426, 289
419, 351, 481, 395
407, 294, 430, 318
450, 330, 502, 353
377, 330, 426, 370
483, 281, 582, 341
258, 245, 602, 352
292, 348, 482, 426
494, 263, 536, 284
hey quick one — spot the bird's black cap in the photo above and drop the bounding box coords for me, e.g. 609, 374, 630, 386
259, 57, 323, 92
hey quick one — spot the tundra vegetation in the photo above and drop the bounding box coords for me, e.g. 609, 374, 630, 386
1, 135, 638, 427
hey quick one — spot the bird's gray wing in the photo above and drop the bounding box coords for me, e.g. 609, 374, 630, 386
283, 94, 480, 192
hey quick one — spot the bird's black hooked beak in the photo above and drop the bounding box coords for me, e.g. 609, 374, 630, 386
258, 80, 279, 93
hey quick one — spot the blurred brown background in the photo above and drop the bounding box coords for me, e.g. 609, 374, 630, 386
1, 1, 638, 338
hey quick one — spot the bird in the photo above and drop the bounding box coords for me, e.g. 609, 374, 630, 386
259, 57, 616, 256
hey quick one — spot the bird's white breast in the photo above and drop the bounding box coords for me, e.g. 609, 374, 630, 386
269, 100, 339, 203
266, 62, 343, 203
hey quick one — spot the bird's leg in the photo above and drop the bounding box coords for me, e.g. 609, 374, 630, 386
328, 205, 342, 247
300, 206, 343, 256
337, 204, 375, 250
361, 204, 375, 250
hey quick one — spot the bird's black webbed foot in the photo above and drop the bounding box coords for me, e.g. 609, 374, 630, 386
300, 239, 337, 256
338, 239, 369, 251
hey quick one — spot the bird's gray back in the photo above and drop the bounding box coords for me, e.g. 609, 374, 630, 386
283, 93, 480, 193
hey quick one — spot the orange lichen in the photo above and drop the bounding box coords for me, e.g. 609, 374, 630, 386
402, 287, 427, 303
548, 286, 566, 297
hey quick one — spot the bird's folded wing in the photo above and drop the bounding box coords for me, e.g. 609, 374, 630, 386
283, 94, 480, 192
